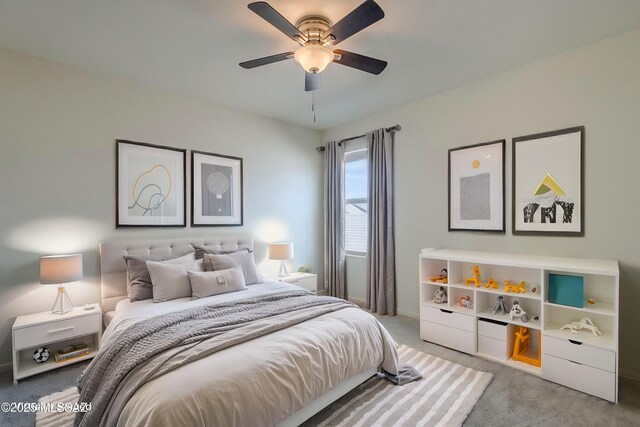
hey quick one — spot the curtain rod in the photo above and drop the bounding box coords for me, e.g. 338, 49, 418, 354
316, 124, 402, 152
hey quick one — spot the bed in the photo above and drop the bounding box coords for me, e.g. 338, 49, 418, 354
91, 236, 398, 427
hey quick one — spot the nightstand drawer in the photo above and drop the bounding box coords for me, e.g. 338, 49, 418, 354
13, 315, 100, 350
292, 277, 317, 292
542, 335, 615, 373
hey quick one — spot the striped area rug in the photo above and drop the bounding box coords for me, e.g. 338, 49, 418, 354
35, 345, 491, 427
306, 345, 493, 427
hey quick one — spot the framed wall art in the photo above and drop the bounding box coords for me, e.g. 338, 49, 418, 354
116, 140, 186, 227
449, 140, 505, 232
512, 126, 584, 236
191, 150, 243, 227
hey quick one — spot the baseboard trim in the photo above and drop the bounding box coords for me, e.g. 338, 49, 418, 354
397, 309, 419, 319
0, 361, 12, 374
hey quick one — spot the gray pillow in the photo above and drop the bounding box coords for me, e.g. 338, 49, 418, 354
191, 244, 251, 260
203, 252, 262, 285
146, 259, 204, 303
188, 267, 246, 299
124, 253, 195, 301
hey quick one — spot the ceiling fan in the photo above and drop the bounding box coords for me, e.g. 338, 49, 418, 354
239, 1, 387, 92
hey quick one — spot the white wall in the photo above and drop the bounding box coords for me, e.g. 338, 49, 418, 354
323, 29, 640, 380
0, 48, 323, 369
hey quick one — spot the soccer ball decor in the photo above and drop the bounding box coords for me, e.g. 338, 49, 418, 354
33, 347, 50, 363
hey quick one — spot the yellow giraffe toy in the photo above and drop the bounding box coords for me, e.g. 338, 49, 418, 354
465, 266, 480, 287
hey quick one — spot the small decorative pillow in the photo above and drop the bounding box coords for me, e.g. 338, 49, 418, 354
203, 251, 262, 285
188, 267, 246, 299
191, 244, 251, 260
146, 259, 204, 302
124, 253, 195, 301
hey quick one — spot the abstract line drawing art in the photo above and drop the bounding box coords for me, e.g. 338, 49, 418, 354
449, 140, 505, 232
513, 126, 584, 236
191, 150, 243, 227
129, 163, 173, 217
116, 140, 186, 227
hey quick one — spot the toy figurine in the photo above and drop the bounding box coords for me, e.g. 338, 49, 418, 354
433, 287, 448, 304
465, 266, 480, 287
512, 326, 541, 367
430, 268, 448, 284
587, 298, 596, 305
492, 296, 508, 315
505, 280, 525, 293
485, 278, 498, 289
560, 317, 602, 336
531, 286, 538, 294
459, 295, 473, 309
509, 300, 530, 323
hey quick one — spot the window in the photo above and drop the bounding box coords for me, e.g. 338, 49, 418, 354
345, 148, 368, 254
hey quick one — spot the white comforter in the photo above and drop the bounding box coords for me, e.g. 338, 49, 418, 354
103, 282, 398, 427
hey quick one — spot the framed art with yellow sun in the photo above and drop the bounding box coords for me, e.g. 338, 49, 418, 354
116, 140, 186, 227
512, 126, 584, 236
448, 140, 505, 232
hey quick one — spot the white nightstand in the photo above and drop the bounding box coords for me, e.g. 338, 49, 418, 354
12, 304, 102, 385
277, 273, 322, 295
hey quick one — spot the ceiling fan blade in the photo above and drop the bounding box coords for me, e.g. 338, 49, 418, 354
305, 72, 321, 92
239, 52, 294, 69
248, 2, 307, 43
323, 0, 384, 45
333, 49, 387, 75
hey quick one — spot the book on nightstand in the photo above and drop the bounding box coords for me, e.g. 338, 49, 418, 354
54, 343, 89, 362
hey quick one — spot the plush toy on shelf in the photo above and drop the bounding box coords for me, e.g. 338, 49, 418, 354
492, 295, 509, 315
509, 300, 530, 323
433, 286, 448, 304
459, 295, 473, 309
485, 278, 498, 289
505, 280, 526, 293
465, 266, 481, 287
430, 268, 448, 284
560, 317, 602, 336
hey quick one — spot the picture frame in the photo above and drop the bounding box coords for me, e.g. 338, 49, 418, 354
116, 140, 186, 228
512, 126, 584, 236
191, 150, 243, 227
448, 140, 505, 232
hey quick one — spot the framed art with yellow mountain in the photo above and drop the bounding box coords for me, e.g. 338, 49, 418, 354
116, 140, 186, 227
512, 127, 584, 236
448, 140, 505, 232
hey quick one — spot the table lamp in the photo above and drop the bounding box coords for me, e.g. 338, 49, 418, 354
269, 243, 294, 277
40, 254, 83, 315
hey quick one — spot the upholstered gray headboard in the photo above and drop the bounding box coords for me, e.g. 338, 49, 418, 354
99, 236, 253, 313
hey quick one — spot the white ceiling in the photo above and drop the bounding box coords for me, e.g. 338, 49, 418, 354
0, 0, 638, 130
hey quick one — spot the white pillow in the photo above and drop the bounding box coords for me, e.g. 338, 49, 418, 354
146, 259, 204, 302
188, 267, 246, 299
203, 251, 262, 285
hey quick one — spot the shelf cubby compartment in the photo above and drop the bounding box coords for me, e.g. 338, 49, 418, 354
449, 261, 540, 294
543, 305, 615, 351
419, 256, 448, 283
544, 271, 617, 316
448, 286, 476, 314
475, 292, 541, 330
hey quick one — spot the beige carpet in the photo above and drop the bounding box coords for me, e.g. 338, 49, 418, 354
36, 345, 492, 427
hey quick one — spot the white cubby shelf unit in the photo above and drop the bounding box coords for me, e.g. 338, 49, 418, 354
419, 249, 619, 402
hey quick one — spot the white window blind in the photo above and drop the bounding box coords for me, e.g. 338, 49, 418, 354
344, 147, 368, 254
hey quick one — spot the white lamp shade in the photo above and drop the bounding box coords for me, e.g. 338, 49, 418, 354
269, 243, 294, 260
40, 254, 83, 285
294, 45, 334, 73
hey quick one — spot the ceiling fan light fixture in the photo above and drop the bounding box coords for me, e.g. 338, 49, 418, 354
294, 45, 334, 73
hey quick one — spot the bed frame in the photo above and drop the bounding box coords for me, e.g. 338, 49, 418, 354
99, 236, 375, 427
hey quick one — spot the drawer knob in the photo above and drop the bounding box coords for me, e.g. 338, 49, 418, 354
48, 326, 74, 334
439, 309, 453, 314
568, 339, 582, 345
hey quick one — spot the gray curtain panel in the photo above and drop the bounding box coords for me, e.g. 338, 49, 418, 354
366, 128, 396, 315
324, 140, 347, 299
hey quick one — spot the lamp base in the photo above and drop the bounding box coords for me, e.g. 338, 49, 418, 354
277, 261, 289, 278
51, 286, 73, 315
